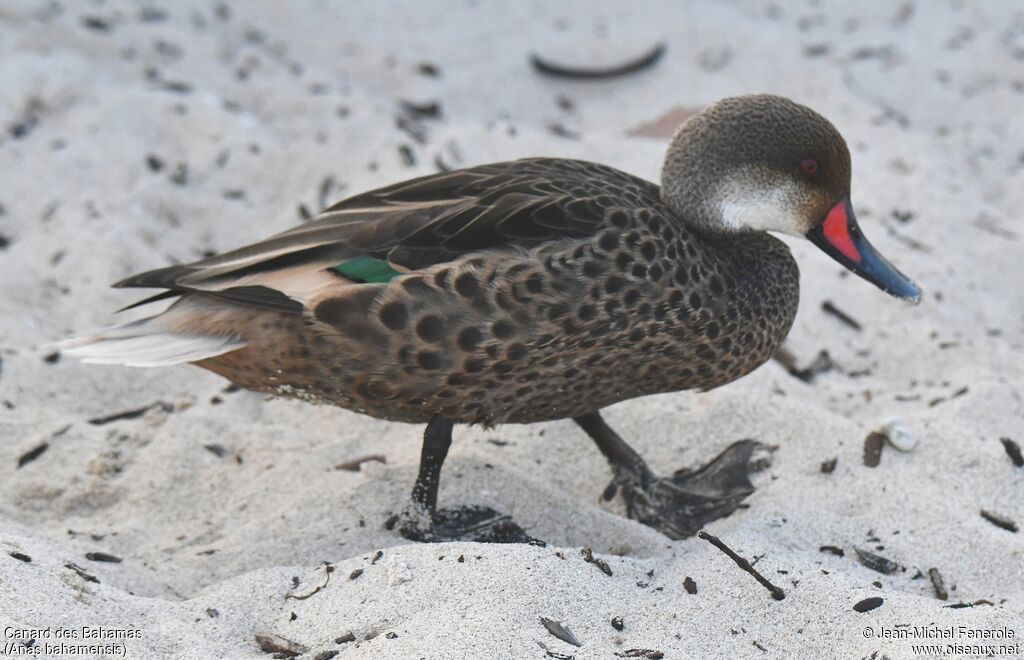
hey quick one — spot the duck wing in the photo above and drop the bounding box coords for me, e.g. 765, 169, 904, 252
114, 158, 661, 313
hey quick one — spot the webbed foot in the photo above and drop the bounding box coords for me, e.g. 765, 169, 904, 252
389, 414, 538, 544
576, 412, 772, 539
609, 439, 772, 539
393, 503, 537, 544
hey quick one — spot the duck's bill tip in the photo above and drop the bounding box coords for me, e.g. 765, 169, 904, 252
885, 279, 923, 305
807, 198, 922, 305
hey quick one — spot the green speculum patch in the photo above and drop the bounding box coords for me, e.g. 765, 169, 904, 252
331, 256, 402, 283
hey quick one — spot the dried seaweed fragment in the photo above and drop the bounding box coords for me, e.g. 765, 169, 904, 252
580, 547, 612, 576
531, 43, 666, 80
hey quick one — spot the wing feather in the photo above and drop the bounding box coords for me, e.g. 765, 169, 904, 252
114, 158, 662, 311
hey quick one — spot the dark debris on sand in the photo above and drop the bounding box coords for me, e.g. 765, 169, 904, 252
772, 346, 834, 383
539, 617, 582, 647
697, 531, 785, 600
530, 43, 665, 80
853, 596, 884, 612
580, 547, 612, 576
255, 632, 307, 657
863, 432, 885, 467
616, 650, 665, 659
1000, 437, 1023, 467
980, 510, 1018, 533
854, 547, 900, 574
88, 401, 173, 425
928, 567, 949, 600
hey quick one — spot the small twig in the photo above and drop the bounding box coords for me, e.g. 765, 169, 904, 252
697, 531, 785, 600
980, 510, 1018, 533
821, 300, 863, 330
285, 561, 334, 600
88, 401, 172, 425
64, 562, 99, 584
772, 346, 833, 383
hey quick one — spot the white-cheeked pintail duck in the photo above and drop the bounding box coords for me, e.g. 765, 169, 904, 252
59, 95, 921, 541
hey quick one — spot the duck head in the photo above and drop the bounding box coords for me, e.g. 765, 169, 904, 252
661, 94, 921, 303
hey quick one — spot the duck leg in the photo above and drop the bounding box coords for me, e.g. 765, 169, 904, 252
394, 414, 536, 544
574, 411, 769, 539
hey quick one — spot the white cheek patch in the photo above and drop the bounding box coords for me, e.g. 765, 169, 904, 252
715, 171, 805, 236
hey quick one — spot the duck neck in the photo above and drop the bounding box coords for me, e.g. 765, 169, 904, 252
660, 159, 738, 237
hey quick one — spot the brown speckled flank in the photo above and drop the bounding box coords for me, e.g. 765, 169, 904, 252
171, 158, 799, 426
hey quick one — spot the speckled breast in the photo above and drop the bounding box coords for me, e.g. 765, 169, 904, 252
201, 207, 800, 426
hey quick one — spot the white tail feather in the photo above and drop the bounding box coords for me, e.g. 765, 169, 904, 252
51, 311, 246, 368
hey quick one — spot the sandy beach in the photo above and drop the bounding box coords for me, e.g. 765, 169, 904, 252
1, 1, 1022, 658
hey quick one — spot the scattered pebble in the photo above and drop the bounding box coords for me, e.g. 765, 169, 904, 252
387, 555, 413, 585
417, 62, 440, 77
611, 616, 624, 631
81, 15, 111, 32
880, 418, 916, 452
820, 457, 837, 474
853, 596, 884, 612
203, 444, 226, 458
683, 577, 697, 594
85, 552, 122, 563
863, 432, 885, 467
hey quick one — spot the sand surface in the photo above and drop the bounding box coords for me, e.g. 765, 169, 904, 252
1, 1, 1022, 658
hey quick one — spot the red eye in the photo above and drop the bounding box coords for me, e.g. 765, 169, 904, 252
801, 158, 819, 176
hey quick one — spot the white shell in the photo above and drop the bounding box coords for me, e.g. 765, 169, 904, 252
881, 418, 917, 452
